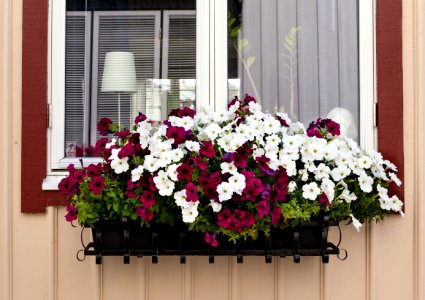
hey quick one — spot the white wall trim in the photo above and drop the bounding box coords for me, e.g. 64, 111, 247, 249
213, 0, 228, 110
196, 0, 211, 109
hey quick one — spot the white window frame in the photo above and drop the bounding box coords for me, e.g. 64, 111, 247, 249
44, 0, 374, 189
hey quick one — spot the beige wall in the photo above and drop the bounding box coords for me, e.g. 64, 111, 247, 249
0, 0, 424, 299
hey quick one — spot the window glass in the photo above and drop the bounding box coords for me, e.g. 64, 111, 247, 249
227, 0, 359, 139
64, 0, 196, 157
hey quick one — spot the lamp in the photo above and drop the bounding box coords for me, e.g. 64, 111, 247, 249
101, 51, 137, 127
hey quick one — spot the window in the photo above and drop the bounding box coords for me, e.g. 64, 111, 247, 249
44, 0, 374, 182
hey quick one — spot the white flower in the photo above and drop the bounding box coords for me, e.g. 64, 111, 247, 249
358, 173, 374, 193
302, 182, 321, 200
340, 189, 357, 203
204, 123, 222, 141
384, 160, 398, 172
330, 165, 351, 182
170, 148, 184, 162
153, 170, 169, 186
105, 138, 117, 149
220, 162, 238, 175
314, 163, 331, 180
174, 189, 188, 207
228, 173, 246, 195
213, 110, 230, 123
323, 143, 339, 161
335, 151, 353, 165
380, 197, 392, 210
229, 133, 247, 152
179, 116, 195, 130
217, 182, 235, 202
185, 141, 200, 153
217, 134, 234, 152
143, 155, 160, 173
182, 203, 199, 223
253, 147, 265, 159
110, 156, 129, 174
349, 161, 364, 176
266, 134, 280, 147
157, 179, 175, 196
321, 178, 335, 203
279, 156, 297, 176
210, 200, 222, 212
389, 195, 403, 213
299, 169, 309, 181
389, 172, 402, 186
167, 164, 180, 181
358, 155, 372, 169
288, 181, 297, 193
236, 124, 255, 141
263, 117, 281, 135
131, 165, 144, 182
282, 135, 303, 151
349, 214, 362, 232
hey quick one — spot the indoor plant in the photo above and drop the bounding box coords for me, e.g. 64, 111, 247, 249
59, 95, 403, 253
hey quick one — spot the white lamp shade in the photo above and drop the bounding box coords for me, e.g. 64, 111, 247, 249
327, 107, 358, 140
101, 51, 137, 93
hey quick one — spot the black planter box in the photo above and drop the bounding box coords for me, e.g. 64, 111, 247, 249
82, 215, 341, 264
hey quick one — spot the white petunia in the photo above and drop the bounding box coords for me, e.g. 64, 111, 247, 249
174, 189, 188, 207
358, 155, 372, 169
170, 148, 184, 162
217, 134, 234, 152
179, 116, 195, 130
213, 110, 230, 123
182, 203, 199, 223
330, 165, 351, 182
266, 134, 280, 147
321, 178, 335, 203
358, 173, 374, 193
323, 143, 339, 161
384, 159, 398, 172
131, 165, 144, 182
228, 173, 246, 195
340, 189, 357, 203
389, 172, 402, 186
167, 164, 180, 181
185, 140, 200, 153
288, 181, 297, 193
204, 123, 222, 141
299, 169, 309, 181
210, 200, 222, 212
143, 155, 160, 173
157, 179, 175, 196
110, 156, 129, 174
217, 182, 235, 202
279, 156, 297, 176
263, 117, 281, 135
220, 162, 238, 175
302, 182, 321, 201
349, 214, 362, 232
314, 163, 331, 180
105, 138, 117, 149
389, 195, 404, 213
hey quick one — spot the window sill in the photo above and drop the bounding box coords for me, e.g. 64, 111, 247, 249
42, 175, 64, 190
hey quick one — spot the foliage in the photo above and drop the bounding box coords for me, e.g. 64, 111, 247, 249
59, 95, 403, 247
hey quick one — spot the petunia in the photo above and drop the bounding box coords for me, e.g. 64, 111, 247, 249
136, 207, 153, 221
65, 205, 77, 222
89, 176, 105, 195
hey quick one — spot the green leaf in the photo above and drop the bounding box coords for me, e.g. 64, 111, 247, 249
228, 17, 236, 28
238, 38, 249, 51
229, 26, 240, 38
247, 56, 256, 69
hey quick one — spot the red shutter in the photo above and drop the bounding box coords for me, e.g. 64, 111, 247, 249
21, 0, 404, 212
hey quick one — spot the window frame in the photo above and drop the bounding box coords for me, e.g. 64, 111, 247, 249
22, 0, 403, 212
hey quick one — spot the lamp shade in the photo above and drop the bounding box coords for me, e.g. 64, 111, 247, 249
101, 52, 137, 93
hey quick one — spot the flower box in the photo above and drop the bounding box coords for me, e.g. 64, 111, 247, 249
81, 214, 342, 264
64, 95, 402, 265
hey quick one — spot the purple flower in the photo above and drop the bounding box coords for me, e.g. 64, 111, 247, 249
204, 232, 218, 247
257, 201, 270, 219
136, 207, 153, 221
185, 182, 199, 202
65, 205, 77, 222
89, 176, 105, 195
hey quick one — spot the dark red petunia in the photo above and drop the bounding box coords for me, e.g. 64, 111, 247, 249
177, 163, 194, 181
271, 207, 282, 225
58, 177, 77, 197
97, 117, 113, 136
136, 207, 153, 221
166, 125, 187, 145
65, 205, 78, 222
89, 176, 105, 195
87, 163, 102, 177
118, 143, 135, 159
134, 112, 147, 124
204, 232, 218, 247
199, 140, 216, 159
140, 190, 156, 208
257, 201, 270, 219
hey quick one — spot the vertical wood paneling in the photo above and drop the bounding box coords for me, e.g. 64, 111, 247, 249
147, 257, 183, 300
280, 258, 322, 300
102, 257, 138, 300
57, 207, 93, 300
297, 0, 320, 124
239, 257, 275, 300
191, 257, 230, 300
323, 226, 368, 300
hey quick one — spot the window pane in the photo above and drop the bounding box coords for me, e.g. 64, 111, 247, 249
227, 0, 359, 140
64, 0, 196, 157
